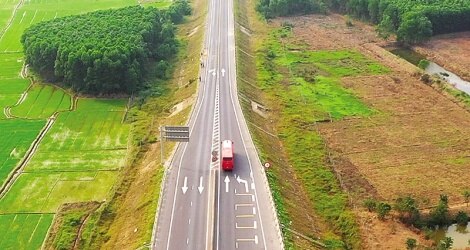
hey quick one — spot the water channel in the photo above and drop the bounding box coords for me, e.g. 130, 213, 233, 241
389, 47, 470, 95
389, 46, 470, 249
425, 62, 470, 95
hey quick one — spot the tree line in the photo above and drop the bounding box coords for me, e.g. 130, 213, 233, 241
256, 0, 470, 44
365, 190, 470, 249
340, 0, 470, 43
21, 1, 191, 95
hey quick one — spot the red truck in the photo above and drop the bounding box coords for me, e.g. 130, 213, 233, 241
221, 140, 234, 171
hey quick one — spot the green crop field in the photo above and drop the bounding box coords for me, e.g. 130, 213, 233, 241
25, 98, 129, 172
10, 84, 71, 119
0, 119, 44, 187
0, 171, 118, 213
0, 0, 147, 248
0, 213, 54, 249
0, 53, 28, 116
0, 99, 129, 211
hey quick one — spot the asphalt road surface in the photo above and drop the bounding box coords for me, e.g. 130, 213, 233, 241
152, 0, 283, 248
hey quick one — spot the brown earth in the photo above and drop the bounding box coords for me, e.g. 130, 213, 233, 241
280, 13, 470, 249
415, 31, 470, 81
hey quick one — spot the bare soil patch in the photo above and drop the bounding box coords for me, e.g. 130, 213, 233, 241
415, 31, 470, 81
319, 75, 470, 205
282, 13, 470, 248
356, 210, 432, 250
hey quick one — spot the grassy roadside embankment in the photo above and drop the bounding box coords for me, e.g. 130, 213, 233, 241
50, 0, 206, 248
234, 0, 392, 248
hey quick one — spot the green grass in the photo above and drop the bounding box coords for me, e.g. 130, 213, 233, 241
51, 211, 84, 249
24, 98, 129, 172
0, 53, 28, 116
0, 213, 54, 250
0, 119, 44, 187
141, 0, 172, 8
0, 171, 117, 213
0, 98, 128, 213
255, 27, 390, 248
10, 84, 71, 119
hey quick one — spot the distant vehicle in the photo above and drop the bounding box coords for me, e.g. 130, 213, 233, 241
221, 140, 234, 171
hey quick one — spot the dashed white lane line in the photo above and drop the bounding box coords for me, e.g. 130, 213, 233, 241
236, 214, 254, 218
235, 221, 257, 229
236, 235, 259, 245
188, 219, 191, 225
234, 203, 254, 210
235, 193, 254, 202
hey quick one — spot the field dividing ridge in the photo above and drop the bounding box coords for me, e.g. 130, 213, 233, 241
0, 0, 139, 248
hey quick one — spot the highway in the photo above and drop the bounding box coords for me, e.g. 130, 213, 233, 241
152, 0, 283, 247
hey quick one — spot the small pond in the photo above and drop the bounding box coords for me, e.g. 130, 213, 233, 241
431, 224, 470, 249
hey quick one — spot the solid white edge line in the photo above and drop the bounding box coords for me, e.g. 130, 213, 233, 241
226, 0, 268, 246
165, 0, 214, 245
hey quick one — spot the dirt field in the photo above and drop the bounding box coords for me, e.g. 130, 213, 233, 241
282, 14, 470, 249
415, 32, 470, 81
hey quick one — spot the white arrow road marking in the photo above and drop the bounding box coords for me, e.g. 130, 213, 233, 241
224, 176, 230, 193
236, 176, 249, 193
221, 68, 225, 77
198, 176, 204, 194
182, 177, 188, 194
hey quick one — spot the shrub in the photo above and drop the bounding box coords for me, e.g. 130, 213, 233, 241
455, 211, 469, 226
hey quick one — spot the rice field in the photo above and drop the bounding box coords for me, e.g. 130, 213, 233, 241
0, 119, 44, 187
0, 53, 28, 117
25, 98, 129, 172
10, 84, 71, 119
0, 171, 118, 213
0, 0, 140, 248
0, 213, 54, 249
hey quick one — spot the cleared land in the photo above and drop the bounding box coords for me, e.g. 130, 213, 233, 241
235, 1, 462, 246
287, 14, 470, 248
257, 26, 388, 248
415, 31, 470, 81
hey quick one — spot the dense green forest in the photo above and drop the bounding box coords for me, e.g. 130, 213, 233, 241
21, 2, 191, 95
256, 0, 326, 18
257, 0, 470, 44
341, 0, 470, 43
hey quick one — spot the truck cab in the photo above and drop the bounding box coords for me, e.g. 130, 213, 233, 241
221, 140, 234, 171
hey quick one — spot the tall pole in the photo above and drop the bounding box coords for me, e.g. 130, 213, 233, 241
160, 126, 164, 166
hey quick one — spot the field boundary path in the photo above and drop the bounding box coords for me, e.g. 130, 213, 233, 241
0, 112, 57, 198
0, 0, 25, 42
